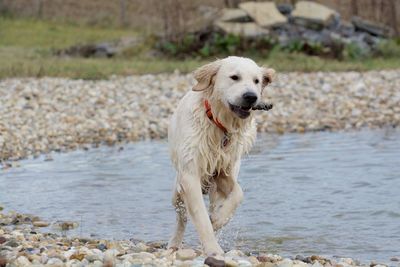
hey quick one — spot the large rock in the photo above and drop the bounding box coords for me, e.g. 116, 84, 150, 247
239, 1, 287, 28
352, 16, 394, 38
292, 1, 339, 29
220, 8, 251, 22
215, 21, 269, 37
336, 21, 355, 37
185, 5, 220, 33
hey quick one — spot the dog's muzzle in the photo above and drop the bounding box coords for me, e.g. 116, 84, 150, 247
228, 103, 253, 119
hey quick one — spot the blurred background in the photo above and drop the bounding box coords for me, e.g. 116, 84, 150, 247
0, 0, 399, 79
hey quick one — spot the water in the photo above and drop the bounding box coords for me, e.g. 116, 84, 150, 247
1, 129, 400, 263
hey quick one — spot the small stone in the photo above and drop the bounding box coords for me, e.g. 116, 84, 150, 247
66, 259, 84, 267
4, 238, 19, 247
225, 258, 239, 267
180, 260, 194, 267
294, 255, 306, 262
15, 256, 31, 266
0, 258, 6, 267
0, 236, 6, 244
33, 221, 50, 227
53, 221, 79, 230
146, 240, 166, 249
293, 263, 309, 267
132, 242, 149, 252
259, 263, 276, 267
97, 243, 107, 251
258, 255, 272, 263
340, 258, 354, 266
225, 250, 244, 258
311, 255, 322, 261
176, 249, 197, 261
92, 260, 103, 267
312, 261, 324, 267
70, 253, 85, 261
47, 257, 64, 266
249, 255, 260, 265
390, 257, 399, 262
278, 259, 294, 267
205, 256, 225, 267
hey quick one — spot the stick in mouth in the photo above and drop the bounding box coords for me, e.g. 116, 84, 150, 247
252, 102, 273, 111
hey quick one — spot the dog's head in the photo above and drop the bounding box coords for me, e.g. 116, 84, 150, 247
193, 56, 275, 119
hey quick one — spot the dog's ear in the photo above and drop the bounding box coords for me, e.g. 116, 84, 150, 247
192, 60, 221, 91
261, 67, 276, 90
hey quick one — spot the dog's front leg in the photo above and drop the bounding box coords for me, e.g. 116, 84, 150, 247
179, 172, 224, 256
210, 161, 243, 231
210, 181, 243, 231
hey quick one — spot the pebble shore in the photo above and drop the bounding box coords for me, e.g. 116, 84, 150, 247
1, 210, 397, 267
1, 70, 400, 162
1, 71, 400, 265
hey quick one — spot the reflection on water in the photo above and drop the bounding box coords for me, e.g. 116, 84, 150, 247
1, 128, 400, 262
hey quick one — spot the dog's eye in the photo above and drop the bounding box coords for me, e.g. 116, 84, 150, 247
230, 75, 239, 81
254, 79, 259, 84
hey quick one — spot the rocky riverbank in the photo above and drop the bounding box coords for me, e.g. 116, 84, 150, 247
1, 70, 400, 162
1, 209, 396, 267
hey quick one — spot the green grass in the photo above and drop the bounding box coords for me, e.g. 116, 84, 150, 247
0, 16, 132, 48
0, 16, 399, 80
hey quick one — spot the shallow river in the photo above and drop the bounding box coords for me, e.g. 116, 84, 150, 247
1, 129, 400, 263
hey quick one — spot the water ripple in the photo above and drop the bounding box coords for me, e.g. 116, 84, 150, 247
1, 129, 399, 263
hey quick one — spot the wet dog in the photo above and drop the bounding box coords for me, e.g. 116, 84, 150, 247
168, 56, 275, 255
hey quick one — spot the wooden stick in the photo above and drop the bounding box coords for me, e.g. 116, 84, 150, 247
252, 102, 273, 111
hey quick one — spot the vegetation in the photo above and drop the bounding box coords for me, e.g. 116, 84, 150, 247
0, 17, 400, 80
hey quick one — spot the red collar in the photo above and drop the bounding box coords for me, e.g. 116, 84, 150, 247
204, 100, 228, 134
204, 100, 231, 148
204, 99, 231, 148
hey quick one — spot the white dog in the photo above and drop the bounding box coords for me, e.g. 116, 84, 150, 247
168, 56, 275, 255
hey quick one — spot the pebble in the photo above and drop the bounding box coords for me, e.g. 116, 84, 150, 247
225, 258, 239, 267
311, 261, 324, 267
15, 256, 30, 266
278, 258, 294, 267
226, 249, 245, 258
1, 70, 399, 162
176, 248, 197, 261
97, 243, 107, 251
32, 221, 50, 227
205, 256, 226, 267
0, 209, 392, 267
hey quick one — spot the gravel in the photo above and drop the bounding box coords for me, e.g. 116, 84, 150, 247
0, 210, 389, 267
0, 70, 399, 163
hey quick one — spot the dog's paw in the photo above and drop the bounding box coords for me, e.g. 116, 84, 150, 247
204, 244, 224, 256
167, 238, 182, 250
210, 213, 231, 231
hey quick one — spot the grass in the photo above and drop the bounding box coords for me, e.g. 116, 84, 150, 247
0, 16, 399, 80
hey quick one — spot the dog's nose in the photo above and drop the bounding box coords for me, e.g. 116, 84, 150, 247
242, 92, 258, 105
